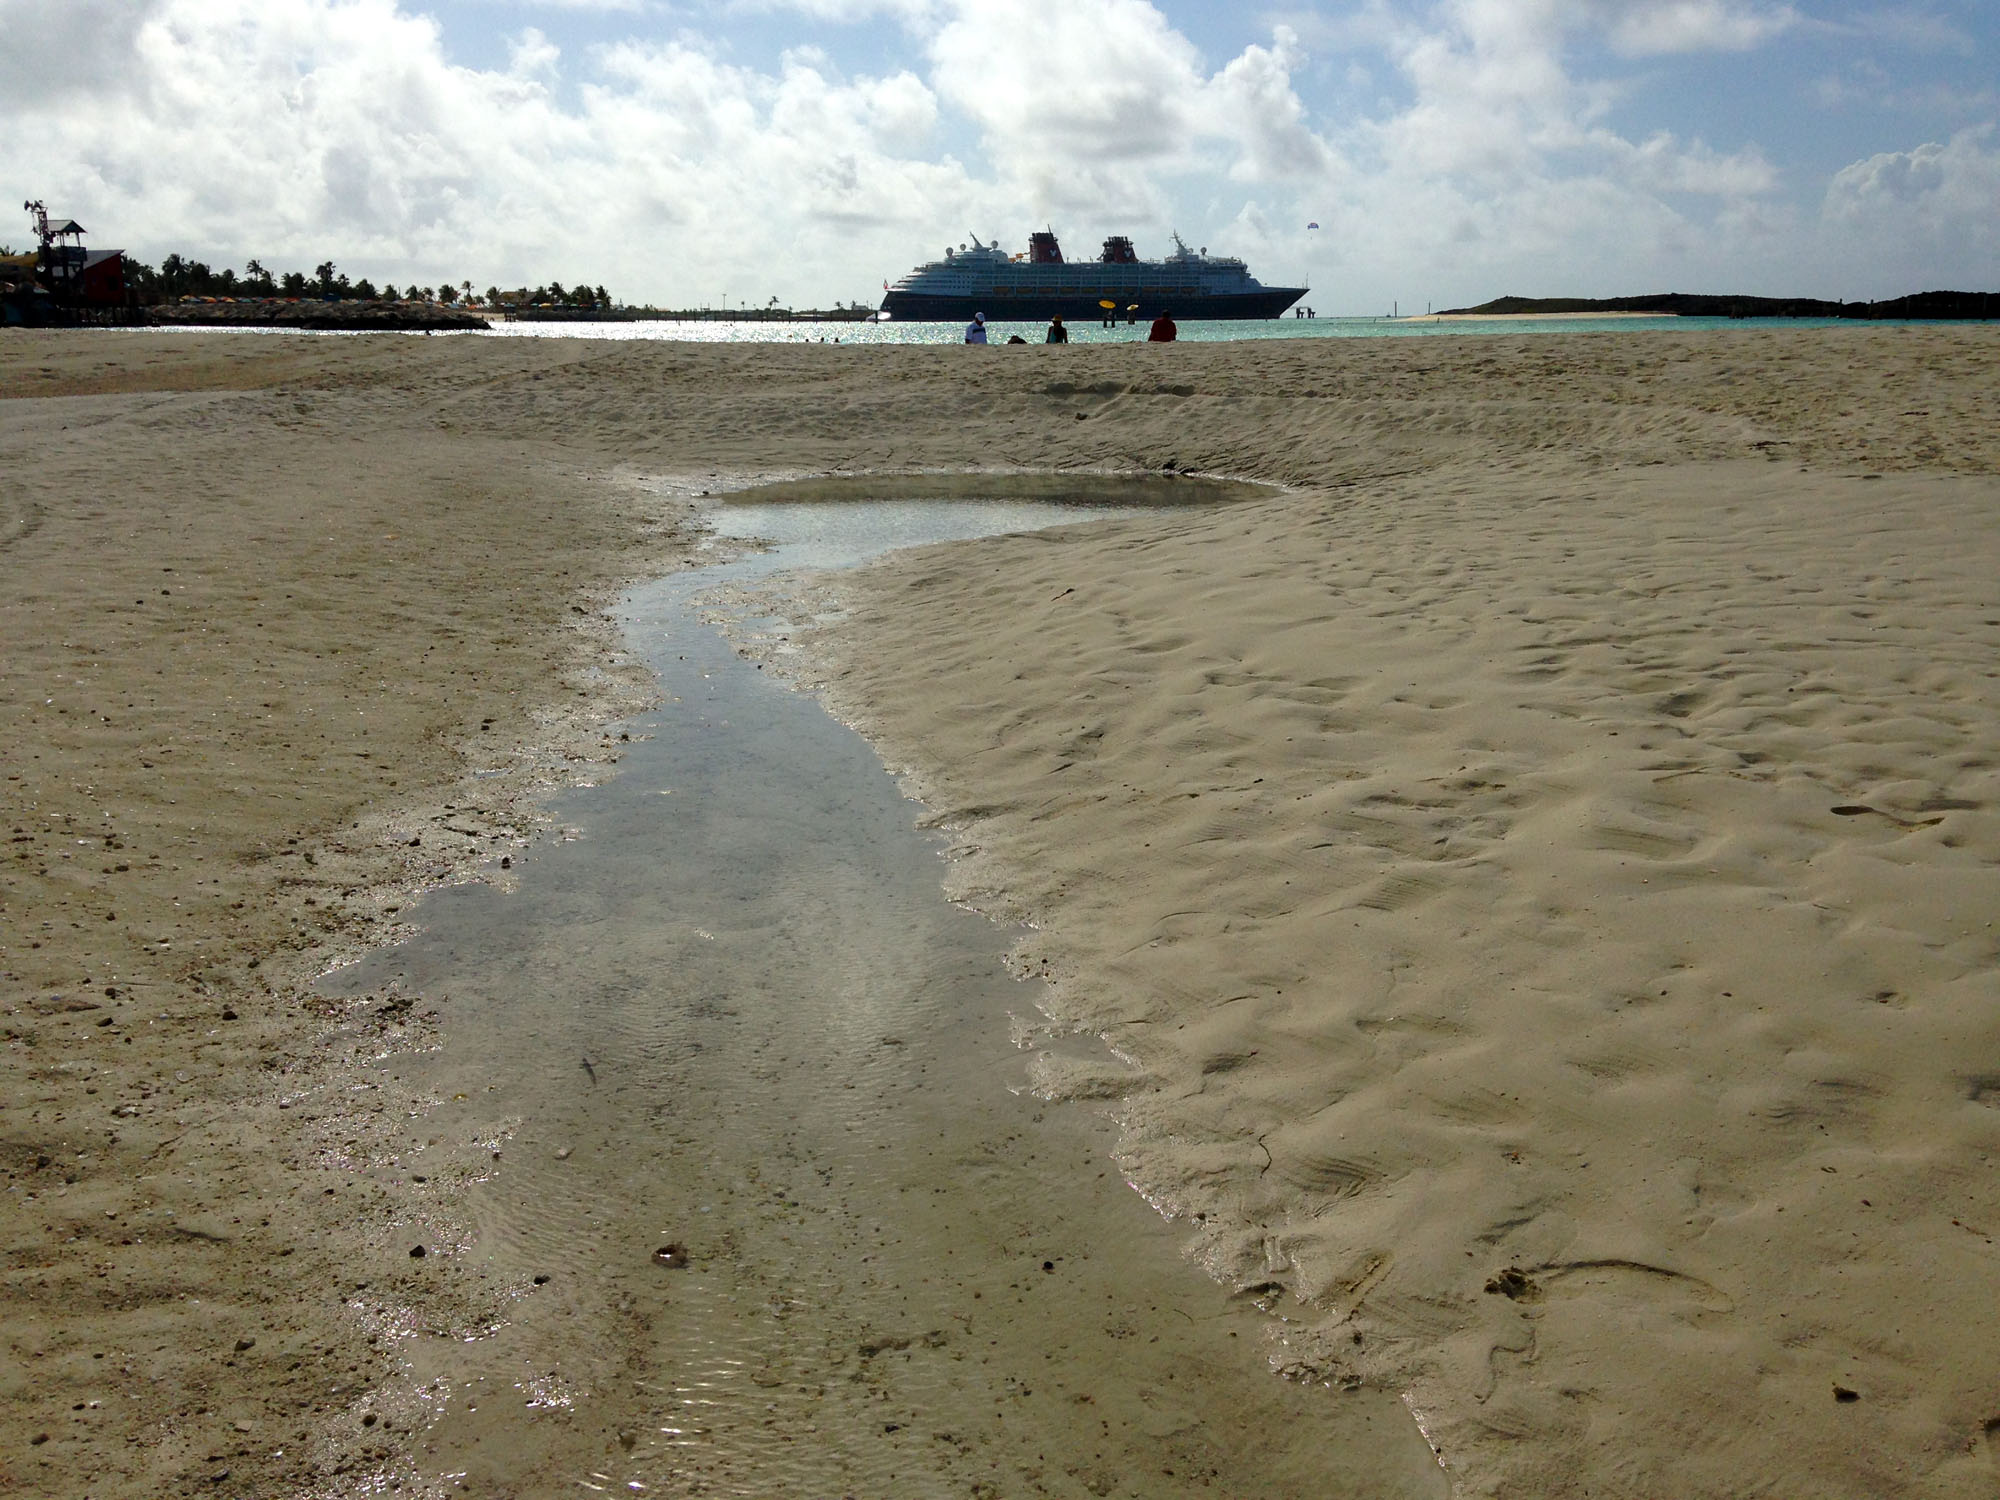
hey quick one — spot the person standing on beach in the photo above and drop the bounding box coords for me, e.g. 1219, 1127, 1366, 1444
1045, 314, 1068, 344
1148, 309, 1177, 342
964, 312, 988, 344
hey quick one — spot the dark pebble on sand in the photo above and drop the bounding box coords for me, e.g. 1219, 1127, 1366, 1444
235, 1337, 256, 1352
409, 1245, 426, 1258
501, 856, 512, 869
533, 1274, 550, 1284
1833, 1385, 1860, 1402
221, 1008, 238, 1020
653, 1242, 689, 1268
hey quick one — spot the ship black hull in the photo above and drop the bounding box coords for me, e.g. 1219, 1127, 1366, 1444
879, 286, 1306, 323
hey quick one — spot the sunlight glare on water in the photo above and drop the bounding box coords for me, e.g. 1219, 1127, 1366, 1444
479, 313, 1867, 344
315, 482, 1449, 1499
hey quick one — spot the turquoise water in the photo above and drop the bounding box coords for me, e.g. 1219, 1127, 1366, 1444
136, 312, 1963, 343
481, 313, 1909, 345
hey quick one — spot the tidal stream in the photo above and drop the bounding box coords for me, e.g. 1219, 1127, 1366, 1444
319, 481, 1447, 1498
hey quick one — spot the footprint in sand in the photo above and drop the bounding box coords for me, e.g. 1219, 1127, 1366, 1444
1356, 870, 1446, 912
1484, 1258, 1734, 1319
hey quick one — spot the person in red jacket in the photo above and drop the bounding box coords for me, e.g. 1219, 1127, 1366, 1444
1148, 309, 1177, 342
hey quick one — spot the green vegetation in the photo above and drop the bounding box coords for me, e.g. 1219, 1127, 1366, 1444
488, 281, 614, 310
124, 255, 614, 310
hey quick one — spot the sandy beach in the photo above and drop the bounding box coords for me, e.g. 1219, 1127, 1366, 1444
4, 323, 1998, 1497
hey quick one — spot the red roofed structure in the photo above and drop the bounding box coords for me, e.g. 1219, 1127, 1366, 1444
18, 200, 131, 313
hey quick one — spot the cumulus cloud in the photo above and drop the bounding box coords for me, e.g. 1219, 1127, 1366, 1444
725, 0, 937, 20
1345, 0, 1779, 213
508, 27, 564, 77
1211, 27, 1339, 180
1, 0, 1989, 310
1825, 128, 2000, 235
0, 0, 167, 106
920, 0, 1335, 222
1595, 0, 1797, 57
8, 0, 1334, 299
1370, 2, 1588, 183
927, 0, 1204, 177
1815, 129, 2000, 294
0, 0, 979, 302
469, 0, 652, 11
1601, 130, 1777, 196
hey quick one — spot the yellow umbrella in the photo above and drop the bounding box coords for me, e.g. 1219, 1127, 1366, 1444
1098, 299, 1116, 309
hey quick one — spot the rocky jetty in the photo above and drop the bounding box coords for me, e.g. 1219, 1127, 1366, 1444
150, 297, 489, 331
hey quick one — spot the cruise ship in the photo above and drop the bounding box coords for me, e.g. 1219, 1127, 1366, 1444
879, 230, 1305, 322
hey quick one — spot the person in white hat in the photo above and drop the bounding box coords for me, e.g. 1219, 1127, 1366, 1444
963, 311, 988, 344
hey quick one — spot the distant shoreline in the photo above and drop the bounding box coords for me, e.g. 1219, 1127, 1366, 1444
149, 297, 488, 331
1432, 289, 2000, 320
1402, 310, 1678, 322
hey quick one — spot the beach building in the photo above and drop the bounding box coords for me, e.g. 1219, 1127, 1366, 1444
9, 203, 131, 321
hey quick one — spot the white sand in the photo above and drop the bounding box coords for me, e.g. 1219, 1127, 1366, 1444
724, 342, 2000, 1496
7, 324, 1998, 1496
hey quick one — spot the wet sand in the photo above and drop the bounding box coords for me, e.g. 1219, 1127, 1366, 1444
4, 325, 1998, 1496
308, 535, 1444, 1495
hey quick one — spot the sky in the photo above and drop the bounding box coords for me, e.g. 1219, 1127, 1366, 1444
3, 0, 1995, 313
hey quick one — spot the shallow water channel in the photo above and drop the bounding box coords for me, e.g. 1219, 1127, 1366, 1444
322, 484, 1447, 1498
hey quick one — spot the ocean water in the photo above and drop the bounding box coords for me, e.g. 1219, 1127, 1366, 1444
133, 311, 1946, 344
482, 312, 1874, 344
